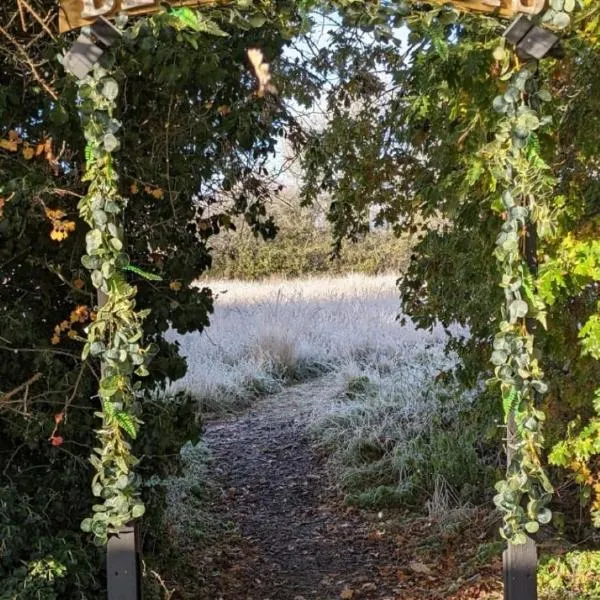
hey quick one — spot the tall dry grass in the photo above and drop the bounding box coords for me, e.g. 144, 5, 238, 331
167, 273, 453, 413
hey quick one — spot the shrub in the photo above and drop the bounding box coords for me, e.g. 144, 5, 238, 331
208, 205, 413, 280
539, 550, 600, 600
0, 390, 202, 599
310, 355, 499, 511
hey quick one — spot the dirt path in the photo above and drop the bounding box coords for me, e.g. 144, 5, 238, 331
194, 377, 502, 600
199, 377, 401, 600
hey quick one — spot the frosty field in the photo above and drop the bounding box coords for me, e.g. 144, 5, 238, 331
166, 273, 453, 413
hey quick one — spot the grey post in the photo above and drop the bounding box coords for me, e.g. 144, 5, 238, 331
503, 222, 539, 600
98, 289, 142, 600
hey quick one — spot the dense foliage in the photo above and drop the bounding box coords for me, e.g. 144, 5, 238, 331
208, 200, 413, 278
298, 0, 600, 539
0, 0, 309, 593
2, 0, 600, 594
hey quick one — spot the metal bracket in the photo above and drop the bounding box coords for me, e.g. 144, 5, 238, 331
503, 14, 559, 60
62, 17, 122, 79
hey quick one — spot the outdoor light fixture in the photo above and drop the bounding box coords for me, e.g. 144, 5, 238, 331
503, 14, 559, 60
62, 17, 122, 79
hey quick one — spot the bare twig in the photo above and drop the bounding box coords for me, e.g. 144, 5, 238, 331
0, 23, 58, 100
0, 372, 42, 405
0, 344, 80, 360
16, 0, 27, 31
20, 0, 57, 41
63, 362, 86, 419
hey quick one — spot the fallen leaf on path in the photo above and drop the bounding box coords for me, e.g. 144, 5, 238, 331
340, 586, 354, 599
409, 561, 432, 575
361, 582, 377, 592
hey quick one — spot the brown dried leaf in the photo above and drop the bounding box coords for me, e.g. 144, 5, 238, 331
409, 561, 432, 575
247, 48, 277, 97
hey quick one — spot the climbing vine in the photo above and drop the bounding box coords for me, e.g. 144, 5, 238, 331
69, 4, 282, 544
486, 2, 581, 542
75, 60, 154, 543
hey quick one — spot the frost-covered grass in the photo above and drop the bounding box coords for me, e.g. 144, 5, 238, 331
167, 273, 454, 413
166, 272, 491, 524
308, 357, 497, 513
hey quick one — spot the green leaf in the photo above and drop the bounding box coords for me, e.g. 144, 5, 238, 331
491, 350, 508, 366
502, 388, 519, 422
537, 89, 552, 102
90, 341, 105, 357
123, 264, 162, 281
135, 365, 149, 377
93, 210, 107, 226
525, 521, 539, 534
116, 474, 129, 490
247, 14, 267, 28
91, 270, 104, 289
170, 7, 200, 29
86, 229, 103, 252
131, 503, 145, 519
101, 78, 119, 101
115, 411, 137, 439
537, 508, 552, 524
509, 300, 529, 322
552, 11, 571, 28
81, 518, 93, 533
110, 237, 123, 251
103, 133, 120, 153
82, 254, 100, 270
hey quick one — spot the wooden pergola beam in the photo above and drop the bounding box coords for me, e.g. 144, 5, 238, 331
60, 0, 548, 33
59, 0, 221, 33
414, 0, 546, 18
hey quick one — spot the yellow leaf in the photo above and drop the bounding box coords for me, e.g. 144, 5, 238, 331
151, 188, 164, 200
0, 139, 18, 152
340, 587, 354, 599
170, 281, 182, 292
22, 146, 34, 160
130, 183, 139, 194
51, 335, 60, 345
247, 48, 277, 97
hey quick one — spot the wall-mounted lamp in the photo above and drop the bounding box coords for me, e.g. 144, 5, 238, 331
63, 17, 122, 79
503, 14, 559, 60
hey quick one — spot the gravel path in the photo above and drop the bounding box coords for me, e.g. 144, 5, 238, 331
201, 377, 400, 600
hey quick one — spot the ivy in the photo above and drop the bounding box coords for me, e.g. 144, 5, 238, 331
70, 1, 287, 545
76, 61, 153, 544
486, 2, 581, 543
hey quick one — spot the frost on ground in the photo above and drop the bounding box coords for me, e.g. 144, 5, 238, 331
158, 275, 503, 599
163, 274, 487, 525
166, 273, 457, 414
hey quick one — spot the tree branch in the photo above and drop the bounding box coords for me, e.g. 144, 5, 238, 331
0, 22, 58, 101
0, 372, 42, 406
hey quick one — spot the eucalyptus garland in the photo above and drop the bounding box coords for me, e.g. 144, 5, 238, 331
76, 61, 155, 544
487, 2, 581, 543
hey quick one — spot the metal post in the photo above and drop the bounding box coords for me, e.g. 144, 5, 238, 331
98, 289, 142, 600
107, 522, 142, 600
503, 222, 538, 600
